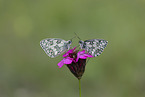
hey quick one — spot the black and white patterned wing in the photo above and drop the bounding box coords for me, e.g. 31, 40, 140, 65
40, 38, 72, 58
79, 39, 108, 57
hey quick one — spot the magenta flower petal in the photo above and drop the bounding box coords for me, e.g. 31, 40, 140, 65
63, 51, 70, 57
79, 50, 85, 54
58, 57, 73, 68
86, 54, 93, 57
76, 50, 93, 62
80, 53, 94, 58
58, 59, 65, 68
63, 57, 73, 64
63, 47, 76, 57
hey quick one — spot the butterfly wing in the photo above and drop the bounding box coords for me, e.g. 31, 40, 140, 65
40, 38, 72, 58
79, 39, 108, 57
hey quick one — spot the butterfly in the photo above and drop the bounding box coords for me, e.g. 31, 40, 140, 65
40, 38, 72, 58
79, 39, 108, 57
40, 37, 108, 58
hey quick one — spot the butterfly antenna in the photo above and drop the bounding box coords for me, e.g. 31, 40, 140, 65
74, 32, 81, 41
70, 35, 77, 41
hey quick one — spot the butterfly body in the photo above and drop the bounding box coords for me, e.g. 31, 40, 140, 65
40, 38, 71, 58
79, 39, 108, 57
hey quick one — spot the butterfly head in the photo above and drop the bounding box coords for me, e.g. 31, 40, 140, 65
66, 40, 72, 50
79, 40, 84, 49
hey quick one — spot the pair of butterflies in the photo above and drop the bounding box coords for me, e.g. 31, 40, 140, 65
40, 38, 108, 58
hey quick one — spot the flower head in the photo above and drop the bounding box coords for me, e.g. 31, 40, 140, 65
58, 47, 93, 79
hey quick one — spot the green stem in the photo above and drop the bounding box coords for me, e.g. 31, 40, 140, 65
79, 79, 81, 97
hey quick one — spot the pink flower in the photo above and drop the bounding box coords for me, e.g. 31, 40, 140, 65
58, 47, 93, 68
57, 47, 93, 79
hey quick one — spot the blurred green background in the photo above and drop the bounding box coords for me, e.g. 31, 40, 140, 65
0, 0, 145, 97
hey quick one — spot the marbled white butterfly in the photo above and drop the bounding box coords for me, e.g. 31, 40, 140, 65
40, 38, 72, 58
79, 39, 108, 57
